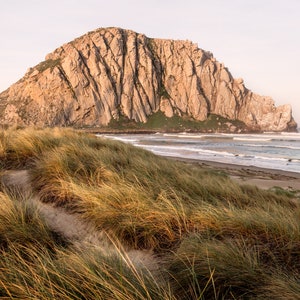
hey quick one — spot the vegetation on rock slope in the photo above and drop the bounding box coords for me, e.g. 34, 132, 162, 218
0, 127, 300, 299
104, 112, 247, 133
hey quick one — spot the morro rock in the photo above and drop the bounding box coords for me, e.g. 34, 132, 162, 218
0, 27, 297, 131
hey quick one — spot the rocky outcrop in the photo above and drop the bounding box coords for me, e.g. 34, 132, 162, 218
0, 27, 297, 131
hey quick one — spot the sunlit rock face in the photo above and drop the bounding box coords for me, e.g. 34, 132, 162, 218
0, 27, 297, 131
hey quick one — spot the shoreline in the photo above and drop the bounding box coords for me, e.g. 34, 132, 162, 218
168, 157, 300, 191
89, 128, 300, 135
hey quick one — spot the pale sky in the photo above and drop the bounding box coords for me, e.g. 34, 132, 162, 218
1, 0, 299, 125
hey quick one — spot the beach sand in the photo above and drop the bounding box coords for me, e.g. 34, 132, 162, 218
170, 157, 300, 192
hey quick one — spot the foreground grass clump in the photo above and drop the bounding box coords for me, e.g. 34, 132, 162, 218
0, 191, 172, 299
0, 127, 300, 299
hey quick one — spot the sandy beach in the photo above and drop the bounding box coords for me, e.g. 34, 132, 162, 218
171, 157, 300, 192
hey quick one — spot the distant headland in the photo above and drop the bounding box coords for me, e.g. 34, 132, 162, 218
0, 27, 297, 132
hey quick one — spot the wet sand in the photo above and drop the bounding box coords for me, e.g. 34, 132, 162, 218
170, 157, 300, 191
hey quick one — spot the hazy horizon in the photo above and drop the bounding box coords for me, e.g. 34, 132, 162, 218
1, 0, 299, 125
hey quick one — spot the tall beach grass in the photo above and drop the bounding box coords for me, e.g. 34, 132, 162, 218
0, 127, 300, 299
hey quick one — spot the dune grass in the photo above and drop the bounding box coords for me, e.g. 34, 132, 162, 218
0, 127, 300, 299
0, 190, 172, 299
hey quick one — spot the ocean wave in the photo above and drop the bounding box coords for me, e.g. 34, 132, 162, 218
251, 155, 287, 162
162, 133, 181, 137
163, 133, 207, 139
280, 132, 300, 136
150, 150, 181, 157
103, 136, 139, 143
233, 137, 272, 142
101, 133, 300, 173
196, 151, 297, 163
139, 144, 206, 153
198, 149, 235, 157
242, 144, 300, 150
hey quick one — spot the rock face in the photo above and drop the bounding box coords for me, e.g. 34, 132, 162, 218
0, 27, 297, 131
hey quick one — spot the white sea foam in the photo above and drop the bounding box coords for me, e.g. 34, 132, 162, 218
233, 137, 272, 142
102, 136, 138, 143
163, 133, 207, 139
280, 132, 300, 136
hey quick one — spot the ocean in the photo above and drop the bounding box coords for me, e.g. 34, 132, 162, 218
99, 132, 300, 174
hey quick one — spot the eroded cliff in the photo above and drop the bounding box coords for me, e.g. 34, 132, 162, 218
0, 27, 297, 131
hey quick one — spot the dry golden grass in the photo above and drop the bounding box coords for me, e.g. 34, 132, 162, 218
0, 191, 172, 299
0, 127, 300, 299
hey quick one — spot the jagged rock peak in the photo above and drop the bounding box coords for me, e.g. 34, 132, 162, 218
0, 27, 297, 131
